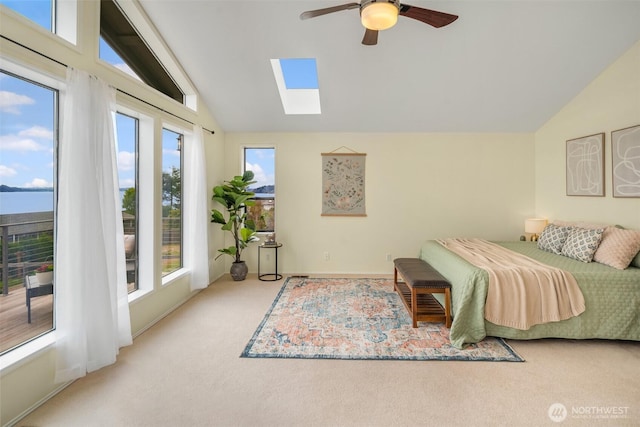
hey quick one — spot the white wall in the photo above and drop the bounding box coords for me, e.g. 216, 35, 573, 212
224, 133, 535, 275
535, 41, 640, 229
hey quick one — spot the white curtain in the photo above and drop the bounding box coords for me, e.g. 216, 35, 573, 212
55, 68, 132, 383
186, 125, 210, 290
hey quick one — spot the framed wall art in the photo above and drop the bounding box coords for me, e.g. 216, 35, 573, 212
611, 124, 640, 198
321, 148, 366, 216
566, 133, 605, 197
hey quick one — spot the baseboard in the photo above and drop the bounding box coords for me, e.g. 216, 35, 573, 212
131, 288, 203, 339
4, 380, 72, 427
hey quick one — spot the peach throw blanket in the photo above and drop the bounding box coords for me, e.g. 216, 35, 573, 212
437, 238, 585, 330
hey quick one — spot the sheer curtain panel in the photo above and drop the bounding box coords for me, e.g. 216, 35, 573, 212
186, 125, 210, 290
55, 68, 132, 383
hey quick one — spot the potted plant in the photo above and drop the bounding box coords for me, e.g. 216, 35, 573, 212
35, 264, 54, 284
211, 170, 260, 280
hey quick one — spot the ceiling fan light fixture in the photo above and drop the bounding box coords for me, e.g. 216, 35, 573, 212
360, 1, 399, 31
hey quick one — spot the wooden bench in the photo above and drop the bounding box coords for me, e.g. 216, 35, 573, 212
393, 258, 452, 328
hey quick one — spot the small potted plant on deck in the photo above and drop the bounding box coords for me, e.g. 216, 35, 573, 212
35, 264, 54, 284
211, 171, 259, 281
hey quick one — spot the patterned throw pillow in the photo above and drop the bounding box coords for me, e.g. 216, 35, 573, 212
537, 224, 571, 254
561, 227, 604, 263
593, 227, 640, 270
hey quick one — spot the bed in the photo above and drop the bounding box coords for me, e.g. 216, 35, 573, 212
419, 239, 640, 349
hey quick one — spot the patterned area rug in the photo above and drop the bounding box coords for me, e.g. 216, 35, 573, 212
241, 277, 524, 362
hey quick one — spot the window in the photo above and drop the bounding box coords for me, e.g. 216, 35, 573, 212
244, 148, 275, 233
100, 37, 142, 82
0, 0, 53, 31
0, 0, 77, 45
270, 58, 321, 115
161, 128, 182, 276
0, 69, 57, 355
99, 0, 184, 103
115, 113, 138, 292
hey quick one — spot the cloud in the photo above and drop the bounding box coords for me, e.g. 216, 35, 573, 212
113, 63, 142, 82
162, 148, 180, 157
23, 178, 53, 188
118, 151, 135, 171
0, 134, 48, 152
0, 90, 35, 114
119, 178, 135, 188
246, 162, 273, 186
19, 126, 53, 140
0, 165, 17, 177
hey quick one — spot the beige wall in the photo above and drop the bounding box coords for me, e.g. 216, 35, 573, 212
223, 133, 535, 275
535, 41, 640, 229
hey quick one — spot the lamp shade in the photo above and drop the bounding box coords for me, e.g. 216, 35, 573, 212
525, 218, 548, 234
361, 2, 399, 30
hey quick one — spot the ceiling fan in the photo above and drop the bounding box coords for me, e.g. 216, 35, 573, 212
300, 0, 458, 46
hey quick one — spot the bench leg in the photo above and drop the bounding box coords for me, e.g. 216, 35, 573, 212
445, 288, 452, 328
411, 288, 418, 328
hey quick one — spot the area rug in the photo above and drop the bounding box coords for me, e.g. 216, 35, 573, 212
241, 277, 524, 362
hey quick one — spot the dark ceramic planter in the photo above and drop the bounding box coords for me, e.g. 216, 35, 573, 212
230, 261, 248, 281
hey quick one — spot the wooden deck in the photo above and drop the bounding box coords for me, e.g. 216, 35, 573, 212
0, 285, 53, 354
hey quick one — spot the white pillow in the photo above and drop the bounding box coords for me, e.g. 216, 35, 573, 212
561, 227, 604, 263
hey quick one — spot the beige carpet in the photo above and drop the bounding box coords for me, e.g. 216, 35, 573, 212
19, 275, 640, 426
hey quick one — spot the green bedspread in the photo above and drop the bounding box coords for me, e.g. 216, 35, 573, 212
419, 240, 640, 348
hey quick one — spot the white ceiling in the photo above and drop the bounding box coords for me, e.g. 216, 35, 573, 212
138, 1, 640, 133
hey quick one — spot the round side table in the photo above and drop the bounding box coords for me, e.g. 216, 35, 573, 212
258, 243, 283, 281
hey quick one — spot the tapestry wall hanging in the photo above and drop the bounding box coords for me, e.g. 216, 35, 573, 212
566, 133, 605, 197
611, 124, 640, 198
321, 149, 366, 216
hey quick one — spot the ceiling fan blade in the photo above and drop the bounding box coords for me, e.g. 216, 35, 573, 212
362, 28, 378, 46
300, 3, 360, 20
399, 4, 458, 28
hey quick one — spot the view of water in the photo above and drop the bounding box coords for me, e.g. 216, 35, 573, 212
0, 191, 128, 215
0, 192, 54, 215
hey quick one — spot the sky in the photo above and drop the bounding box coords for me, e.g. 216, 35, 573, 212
0, 71, 55, 188
245, 148, 275, 190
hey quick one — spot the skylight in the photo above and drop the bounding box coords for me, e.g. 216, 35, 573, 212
271, 58, 321, 115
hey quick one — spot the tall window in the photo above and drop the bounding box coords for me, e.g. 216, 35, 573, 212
161, 128, 182, 276
244, 148, 275, 233
0, 70, 57, 354
115, 113, 138, 292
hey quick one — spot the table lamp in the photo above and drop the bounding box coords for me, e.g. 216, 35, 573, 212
525, 218, 547, 241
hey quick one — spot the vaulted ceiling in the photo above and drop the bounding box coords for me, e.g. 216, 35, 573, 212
139, 1, 640, 133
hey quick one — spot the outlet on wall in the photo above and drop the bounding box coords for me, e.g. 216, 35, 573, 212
324, 251, 330, 261
386, 253, 392, 262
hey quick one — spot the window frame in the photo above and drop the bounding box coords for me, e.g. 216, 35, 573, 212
99, 0, 184, 104
0, 0, 78, 45
0, 58, 61, 359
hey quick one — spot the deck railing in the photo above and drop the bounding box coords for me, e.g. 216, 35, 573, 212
0, 213, 54, 296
